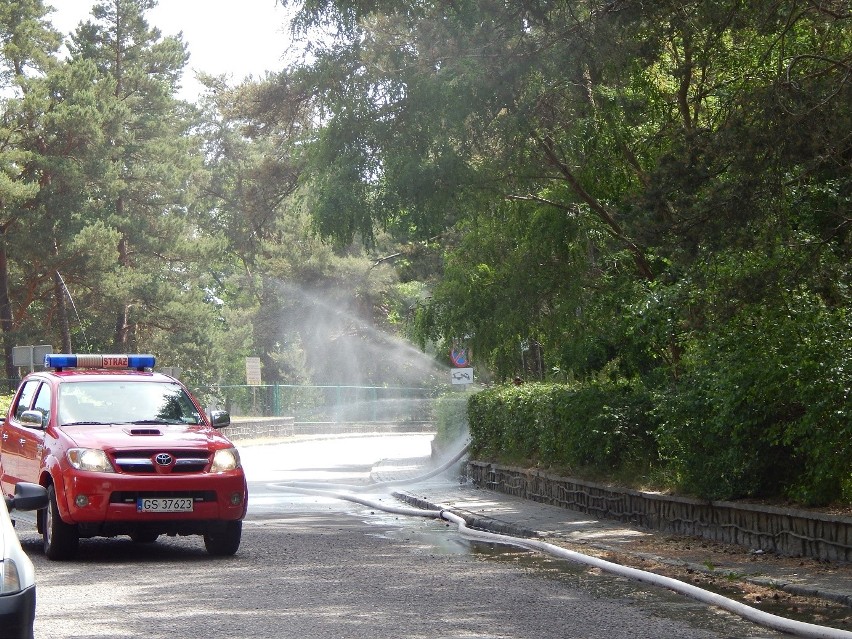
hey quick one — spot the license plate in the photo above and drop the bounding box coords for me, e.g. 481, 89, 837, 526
136, 497, 194, 513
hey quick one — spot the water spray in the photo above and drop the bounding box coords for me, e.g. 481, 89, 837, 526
270, 442, 470, 493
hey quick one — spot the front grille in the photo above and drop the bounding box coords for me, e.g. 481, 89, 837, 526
172, 457, 208, 472
110, 491, 217, 504
112, 450, 211, 474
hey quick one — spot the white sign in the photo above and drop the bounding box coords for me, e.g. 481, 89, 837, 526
12, 345, 53, 370
245, 357, 262, 386
450, 367, 474, 385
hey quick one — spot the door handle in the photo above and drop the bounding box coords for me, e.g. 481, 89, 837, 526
1, 432, 7, 441
19, 438, 26, 445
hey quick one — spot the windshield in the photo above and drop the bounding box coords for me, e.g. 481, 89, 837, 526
58, 381, 202, 426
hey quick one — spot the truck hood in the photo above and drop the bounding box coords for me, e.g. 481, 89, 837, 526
58, 423, 228, 450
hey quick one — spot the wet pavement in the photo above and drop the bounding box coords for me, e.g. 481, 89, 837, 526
370, 455, 852, 615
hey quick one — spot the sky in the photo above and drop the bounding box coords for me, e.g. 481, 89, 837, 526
47, 0, 297, 101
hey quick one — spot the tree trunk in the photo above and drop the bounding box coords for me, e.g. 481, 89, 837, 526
0, 230, 15, 386
113, 232, 130, 349
53, 272, 72, 353
113, 193, 131, 348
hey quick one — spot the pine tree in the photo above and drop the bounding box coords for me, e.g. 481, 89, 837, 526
67, 0, 199, 352
0, 0, 61, 376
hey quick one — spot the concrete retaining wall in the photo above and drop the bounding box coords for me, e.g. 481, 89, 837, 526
226, 417, 434, 440
468, 461, 852, 562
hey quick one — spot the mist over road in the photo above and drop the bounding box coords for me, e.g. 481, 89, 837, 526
24, 434, 784, 638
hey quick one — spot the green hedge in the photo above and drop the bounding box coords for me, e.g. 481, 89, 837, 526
466, 310, 851, 507
467, 381, 657, 475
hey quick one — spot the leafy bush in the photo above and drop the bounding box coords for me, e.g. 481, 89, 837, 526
655, 293, 851, 504
468, 298, 851, 507
0, 394, 12, 418
468, 381, 657, 474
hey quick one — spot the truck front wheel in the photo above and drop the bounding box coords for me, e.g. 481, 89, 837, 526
43, 485, 79, 560
204, 520, 242, 556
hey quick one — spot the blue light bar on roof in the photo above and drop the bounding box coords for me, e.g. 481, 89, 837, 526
44, 354, 156, 371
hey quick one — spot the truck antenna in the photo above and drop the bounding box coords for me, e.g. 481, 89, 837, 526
56, 271, 90, 351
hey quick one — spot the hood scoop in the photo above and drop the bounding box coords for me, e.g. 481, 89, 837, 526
126, 428, 163, 436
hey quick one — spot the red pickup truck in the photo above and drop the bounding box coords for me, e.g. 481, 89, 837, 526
0, 354, 247, 560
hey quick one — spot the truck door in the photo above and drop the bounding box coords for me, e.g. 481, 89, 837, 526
0, 380, 40, 496
19, 382, 52, 483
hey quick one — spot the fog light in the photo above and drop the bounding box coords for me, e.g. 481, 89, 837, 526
229, 492, 243, 506
75, 494, 90, 508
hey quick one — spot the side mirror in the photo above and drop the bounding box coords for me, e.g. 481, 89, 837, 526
209, 409, 231, 429
5, 482, 48, 512
19, 409, 47, 430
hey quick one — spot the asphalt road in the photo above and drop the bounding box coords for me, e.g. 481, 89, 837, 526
22, 434, 785, 639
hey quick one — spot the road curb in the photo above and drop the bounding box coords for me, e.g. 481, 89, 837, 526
469, 461, 852, 562
393, 490, 541, 539
392, 490, 852, 610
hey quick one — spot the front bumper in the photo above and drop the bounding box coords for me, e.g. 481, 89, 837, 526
0, 585, 36, 639
59, 471, 248, 527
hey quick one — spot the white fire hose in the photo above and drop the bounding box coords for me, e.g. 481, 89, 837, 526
269, 447, 852, 639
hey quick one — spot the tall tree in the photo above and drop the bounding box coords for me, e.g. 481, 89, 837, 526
12, 57, 119, 353
66, 0, 200, 351
197, 79, 419, 387
249, 1, 852, 501
0, 0, 60, 378
268, 0, 850, 381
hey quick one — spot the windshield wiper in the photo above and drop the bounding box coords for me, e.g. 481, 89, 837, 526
127, 419, 173, 425
62, 421, 109, 426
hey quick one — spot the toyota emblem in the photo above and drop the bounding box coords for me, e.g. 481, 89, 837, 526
155, 453, 173, 466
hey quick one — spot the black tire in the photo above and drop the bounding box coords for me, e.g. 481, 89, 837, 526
130, 530, 159, 544
203, 520, 242, 556
43, 485, 79, 560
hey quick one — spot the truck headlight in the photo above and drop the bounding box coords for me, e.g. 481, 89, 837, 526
67, 448, 115, 473
211, 448, 241, 473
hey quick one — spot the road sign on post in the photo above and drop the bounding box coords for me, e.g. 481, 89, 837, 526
450, 338, 474, 385
450, 367, 474, 384
450, 344, 470, 367
12, 345, 53, 372
245, 357, 262, 386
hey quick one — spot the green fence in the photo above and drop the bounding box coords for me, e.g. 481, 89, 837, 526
193, 384, 441, 425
